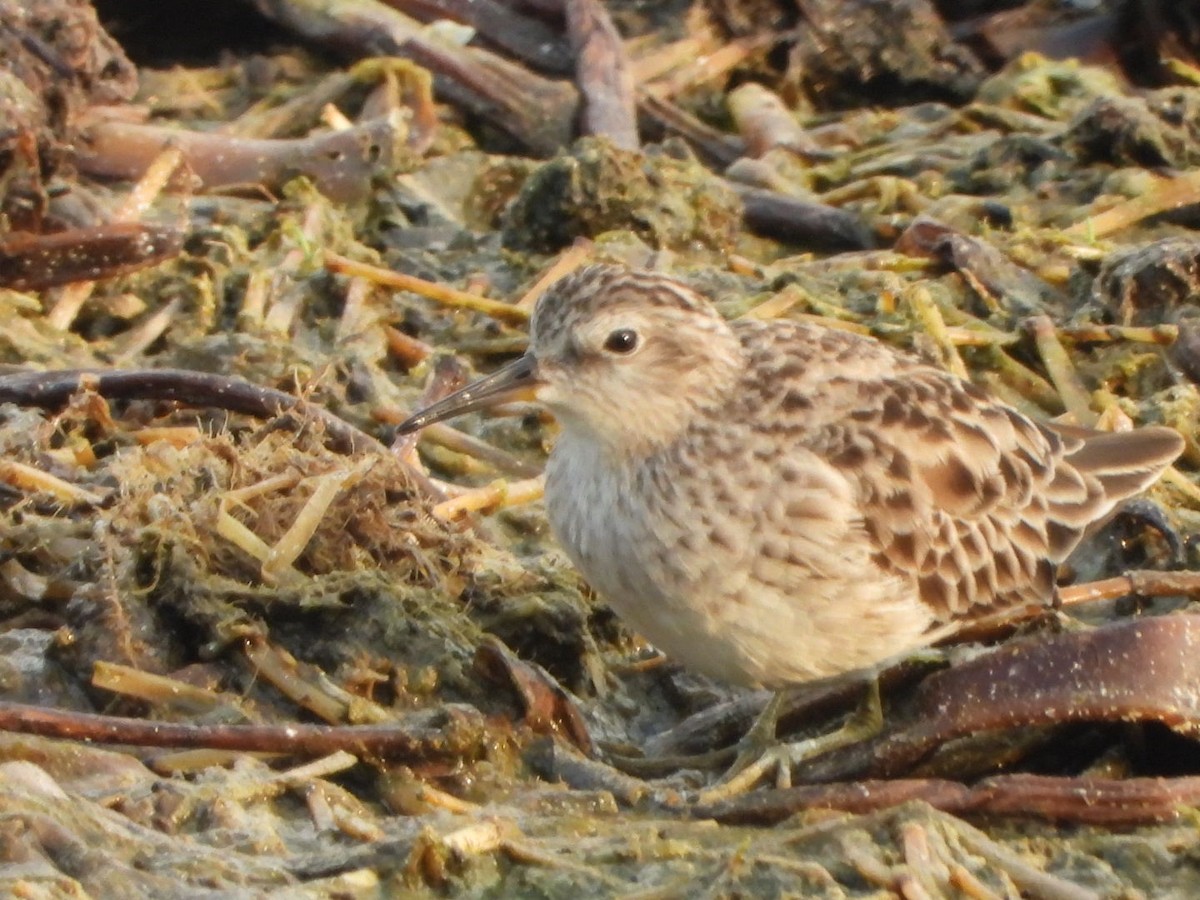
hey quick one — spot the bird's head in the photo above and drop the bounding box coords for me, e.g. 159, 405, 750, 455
398, 265, 744, 457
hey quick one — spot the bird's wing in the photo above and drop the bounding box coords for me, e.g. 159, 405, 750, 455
808, 369, 1084, 622
735, 320, 1180, 626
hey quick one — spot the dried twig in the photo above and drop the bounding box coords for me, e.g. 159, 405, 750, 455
0, 697, 485, 760
0, 223, 183, 294
699, 772, 1200, 829
1067, 169, 1200, 239
637, 91, 744, 167
1028, 316, 1096, 425
79, 115, 405, 203
417, 423, 543, 477
378, 0, 572, 73
326, 251, 529, 322
905, 285, 969, 379
565, 0, 637, 149
476, 635, 593, 753
247, 0, 577, 155
515, 239, 593, 310
0, 368, 384, 454
43, 144, 185, 330
0, 459, 107, 506
431, 475, 545, 519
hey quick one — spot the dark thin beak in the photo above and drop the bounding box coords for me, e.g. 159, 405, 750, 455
396, 354, 541, 435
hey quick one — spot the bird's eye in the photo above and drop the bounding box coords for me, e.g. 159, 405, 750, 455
603, 328, 640, 355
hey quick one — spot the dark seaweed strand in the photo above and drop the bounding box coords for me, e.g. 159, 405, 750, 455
0, 368, 384, 454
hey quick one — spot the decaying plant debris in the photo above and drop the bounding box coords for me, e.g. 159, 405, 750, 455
6, 0, 1200, 894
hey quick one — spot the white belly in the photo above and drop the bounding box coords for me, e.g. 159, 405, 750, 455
544, 436, 934, 689
545, 439, 725, 668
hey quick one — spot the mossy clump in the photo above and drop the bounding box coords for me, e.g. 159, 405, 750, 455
501, 137, 742, 254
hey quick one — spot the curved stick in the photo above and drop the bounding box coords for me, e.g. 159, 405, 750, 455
0, 368, 383, 454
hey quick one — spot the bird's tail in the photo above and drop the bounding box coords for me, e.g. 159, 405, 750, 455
1041, 424, 1183, 560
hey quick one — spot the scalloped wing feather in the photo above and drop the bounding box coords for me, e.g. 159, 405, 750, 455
808, 369, 1182, 623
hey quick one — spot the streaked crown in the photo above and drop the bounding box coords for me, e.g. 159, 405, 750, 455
531, 264, 724, 348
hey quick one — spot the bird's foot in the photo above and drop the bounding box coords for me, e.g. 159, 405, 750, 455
695, 680, 884, 806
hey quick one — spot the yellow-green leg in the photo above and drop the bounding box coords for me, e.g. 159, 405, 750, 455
696, 678, 884, 805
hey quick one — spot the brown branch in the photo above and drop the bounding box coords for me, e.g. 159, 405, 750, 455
248, 0, 577, 156
565, 0, 638, 149
377, 0, 572, 73
637, 91, 745, 168
79, 115, 405, 203
0, 368, 383, 455
696, 773, 1200, 826
475, 635, 593, 754
0, 699, 485, 760
1059, 569, 1200, 606
0, 223, 183, 291
896, 216, 1063, 318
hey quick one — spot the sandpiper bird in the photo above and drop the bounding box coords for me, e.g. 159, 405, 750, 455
398, 264, 1184, 793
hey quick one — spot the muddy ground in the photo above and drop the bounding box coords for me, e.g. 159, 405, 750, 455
4, 0, 1200, 896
